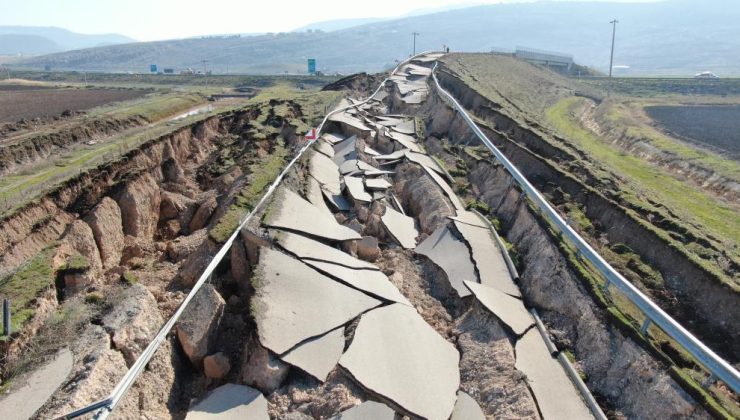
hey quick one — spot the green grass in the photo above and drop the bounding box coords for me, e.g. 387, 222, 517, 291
8, 69, 339, 90
121, 271, 139, 285
0, 245, 58, 335
99, 92, 204, 122
209, 141, 290, 243
547, 97, 739, 276
0, 101, 230, 217
532, 199, 739, 418
62, 254, 89, 272
579, 77, 740, 98
599, 100, 740, 182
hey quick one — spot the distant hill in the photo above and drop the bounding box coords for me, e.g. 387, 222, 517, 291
10, 0, 740, 76
0, 26, 134, 55
293, 17, 387, 32
0, 34, 62, 55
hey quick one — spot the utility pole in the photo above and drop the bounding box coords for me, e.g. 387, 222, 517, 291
412, 32, 420, 56
201, 59, 209, 86
609, 19, 618, 78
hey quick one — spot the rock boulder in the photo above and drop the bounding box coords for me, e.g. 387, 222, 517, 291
204, 352, 231, 379
103, 283, 164, 366
85, 197, 125, 269
118, 173, 161, 239
189, 195, 218, 232
241, 340, 290, 393
176, 284, 225, 366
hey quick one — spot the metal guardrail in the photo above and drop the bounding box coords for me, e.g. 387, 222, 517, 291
58, 51, 437, 420
431, 64, 740, 394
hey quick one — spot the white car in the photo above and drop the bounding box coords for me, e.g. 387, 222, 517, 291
694, 71, 719, 79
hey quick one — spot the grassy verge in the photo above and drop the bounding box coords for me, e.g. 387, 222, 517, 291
534, 203, 738, 419
0, 245, 58, 336
598, 100, 740, 182
95, 92, 205, 122
209, 141, 289, 243
208, 86, 343, 243
429, 134, 738, 418
546, 97, 739, 274
0, 103, 231, 218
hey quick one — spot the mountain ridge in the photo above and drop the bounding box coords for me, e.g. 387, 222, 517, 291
0, 26, 135, 55
7, 0, 740, 76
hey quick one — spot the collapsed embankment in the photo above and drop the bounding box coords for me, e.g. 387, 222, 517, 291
577, 99, 740, 202
433, 65, 739, 364
421, 73, 735, 417
0, 97, 311, 417
0, 115, 150, 175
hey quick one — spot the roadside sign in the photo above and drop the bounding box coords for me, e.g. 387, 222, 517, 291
305, 128, 317, 140
150, 64, 157, 73
307, 58, 316, 74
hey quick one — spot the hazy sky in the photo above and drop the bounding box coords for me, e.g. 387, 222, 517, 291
1, 0, 658, 41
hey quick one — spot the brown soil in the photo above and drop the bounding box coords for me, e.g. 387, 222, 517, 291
0, 86, 149, 123
433, 64, 740, 363
0, 95, 310, 418
421, 84, 725, 418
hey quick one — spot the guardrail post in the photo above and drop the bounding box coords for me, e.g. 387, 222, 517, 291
640, 318, 651, 335
3, 298, 10, 336
602, 278, 611, 293
702, 373, 717, 389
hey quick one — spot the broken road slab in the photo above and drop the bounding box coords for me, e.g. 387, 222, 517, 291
322, 189, 351, 211
330, 400, 396, 419
448, 210, 488, 228
314, 140, 335, 158
391, 119, 416, 134
415, 225, 477, 298
303, 258, 411, 306
333, 135, 358, 165
515, 328, 594, 420
386, 130, 423, 153
422, 165, 465, 210
185, 384, 268, 419
310, 152, 342, 195
404, 150, 447, 176
363, 145, 381, 156
322, 132, 345, 145
281, 327, 345, 382
264, 188, 360, 241
275, 231, 378, 270
451, 391, 486, 420
307, 176, 333, 216
329, 112, 372, 132
374, 149, 408, 161
344, 175, 373, 203
381, 206, 418, 248
365, 178, 392, 190
339, 304, 460, 420
454, 220, 520, 297
253, 248, 380, 354
464, 280, 534, 335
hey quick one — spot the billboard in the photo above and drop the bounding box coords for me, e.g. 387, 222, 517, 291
307, 58, 316, 74
150, 64, 157, 73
